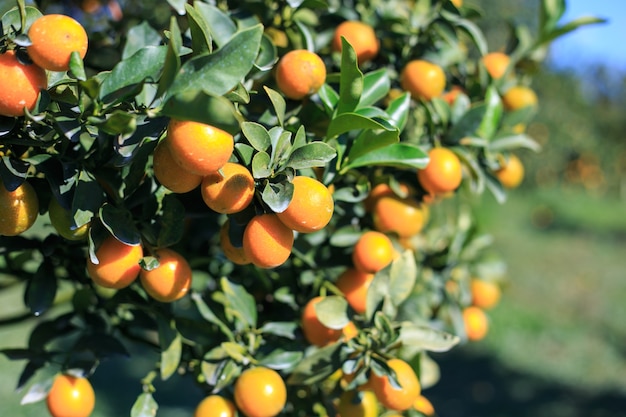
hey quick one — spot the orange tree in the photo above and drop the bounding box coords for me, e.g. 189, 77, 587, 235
0, 0, 600, 416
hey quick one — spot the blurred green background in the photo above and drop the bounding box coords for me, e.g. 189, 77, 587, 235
2, 0, 626, 416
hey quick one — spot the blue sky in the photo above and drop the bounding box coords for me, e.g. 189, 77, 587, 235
547, 0, 626, 72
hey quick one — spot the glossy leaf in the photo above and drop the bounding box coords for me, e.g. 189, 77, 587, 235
242, 121, 271, 152
24, 261, 57, 316
342, 143, 428, 173
287, 342, 346, 385
399, 322, 460, 352
131, 393, 159, 417
221, 277, 257, 328
315, 296, 350, 330
258, 350, 303, 371
336, 38, 363, 115
476, 85, 503, 140
193, 2, 237, 48
99, 203, 141, 246
157, 317, 182, 381
359, 69, 391, 109
185, 3, 213, 56
285, 142, 337, 170
261, 179, 294, 213
156, 17, 183, 99
327, 112, 396, 140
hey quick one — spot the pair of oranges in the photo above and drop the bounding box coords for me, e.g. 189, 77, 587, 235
0, 14, 88, 117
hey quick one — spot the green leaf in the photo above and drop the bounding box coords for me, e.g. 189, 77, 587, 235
161, 91, 242, 136
315, 296, 350, 330
336, 38, 363, 115
385, 92, 411, 131
342, 143, 428, 173
242, 121, 271, 152
156, 17, 183, 99
347, 128, 398, 164
540, 0, 566, 33
259, 321, 298, 339
536, 16, 607, 47
285, 142, 337, 170
99, 111, 137, 138
193, 2, 237, 48
359, 69, 391, 109
489, 134, 541, 153
123, 21, 162, 59
264, 87, 286, 127
157, 194, 186, 247
445, 13, 488, 55
185, 3, 212, 56
318, 84, 339, 115
261, 180, 294, 213
287, 342, 346, 385
327, 113, 396, 139
166, 0, 186, 14
221, 341, 248, 362
476, 85, 503, 140
131, 393, 159, 417
1, 6, 42, 34
399, 322, 460, 353
24, 261, 57, 316
69, 51, 86, 81
190, 292, 234, 340
388, 250, 418, 307
252, 151, 272, 179
166, 25, 263, 99
221, 277, 257, 329
99, 203, 141, 246
258, 350, 304, 371
99, 46, 168, 103
157, 317, 182, 380
446, 103, 487, 144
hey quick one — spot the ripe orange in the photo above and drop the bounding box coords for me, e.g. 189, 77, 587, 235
275, 49, 326, 100
417, 147, 463, 195
243, 214, 294, 269
140, 248, 192, 302
153, 139, 202, 193
48, 197, 90, 241
0, 180, 39, 236
414, 394, 435, 416
482, 52, 510, 79
363, 183, 410, 212
495, 154, 524, 189
166, 119, 234, 176
337, 390, 378, 417
441, 85, 464, 105
370, 358, 421, 411
502, 86, 538, 111
0, 50, 47, 117
470, 279, 501, 310
401, 60, 446, 101
332, 21, 380, 64
27, 14, 88, 72
194, 395, 236, 417
86, 235, 143, 289
451, 0, 463, 7
372, 195, 428, 238
219, 219, 251, 265
201, 162, 255, 214
463, 306, 489, 341
352, 231, 394, 274
335, 268, 374, 315
234, 367, 286, 417
46, 374, 95, 417
276, 176, 334, 233
301, 296, 344, 346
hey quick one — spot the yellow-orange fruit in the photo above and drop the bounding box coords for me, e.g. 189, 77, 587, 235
482, 52, 510, 79
470, 279, 501, 310
87, 235, 143, 289
332, 20, 380, 64
219, 219, 251, 265
234, 367, 286, 417
335, 268, 374, 315
301, 296, 344, 346
352, 231, 394, 274
153, 139, 203, 193
502, 86, 538, 111
46, 374, 95, 417
372, 195, 428, 238
495, 154, 524, 189
275, 49, 326, 100
140, 248, 192, 302
417, 147, 463, 195
27, 14, 88, 72
401, 60, 446, 101
0, 180, 39, 236
463, 306, 489, 341
276, 176, 334, 233
194, 395, 236, 417
201, 162, 255, 214
0, 50, 47, 117
243, 214, 294, 269
370, 358, 421, 411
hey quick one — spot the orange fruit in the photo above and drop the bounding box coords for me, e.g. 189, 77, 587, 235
301, 296, 344, 346
451, 0, 463, 7
194, 395, 236, 417
27, 14, 88, 72
401, 60, 446, 101
482, 52, 510, 79
337, 390, 378, 417
219, 219, 251, 265
414, 394, 435, 415
502, 86, 538, 111
363, 183, 410, 212
86, 235, 143, 289
48, 197, 89, 241
46, 374, 95, 417
470, 279, 501, 310
342, 320, 359, 341
463, 306, 489, 341
352, 231, 394, 274
495, 154, 524, 189
370, 358, 421, 411
0, 50, 47, 117
0, 180, 39, 236
335, 268, 374, 315
265, 27, 288, 48
166, 119, 234, 176
140, 248, 192, 302
201, 162, 255, 214
276, 176, 334, 233
153, 139, 202, 193
243, 214, 294, 269
441, 85, 464, 105
234, 367, 287, 417
417, 147, 463, 195
372, 195, 428, 238
275, 49, 326, 100
332, 21, 380, 64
